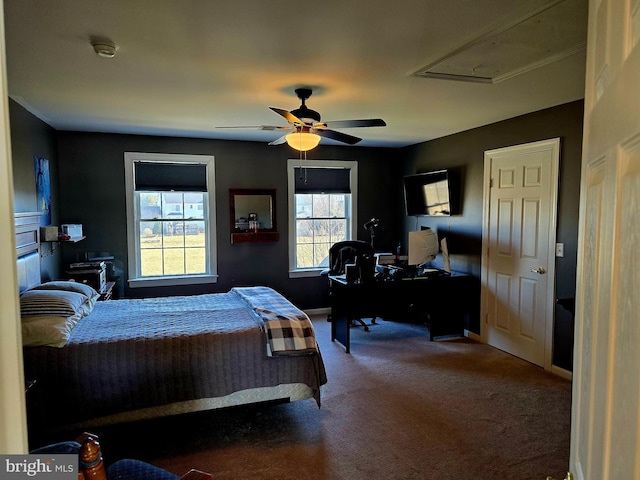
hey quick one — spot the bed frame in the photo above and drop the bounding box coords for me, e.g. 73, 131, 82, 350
16, 212, 319, 430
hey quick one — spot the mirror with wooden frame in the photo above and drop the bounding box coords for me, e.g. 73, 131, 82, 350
229, 188, 279, 243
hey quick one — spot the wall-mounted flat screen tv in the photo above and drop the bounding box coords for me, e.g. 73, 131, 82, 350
403, 169, 459, 216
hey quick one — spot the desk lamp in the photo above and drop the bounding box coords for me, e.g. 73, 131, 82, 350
363, 217, 379, 247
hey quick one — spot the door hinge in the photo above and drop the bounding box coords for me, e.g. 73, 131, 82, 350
489, 178, 494, 188
485, 313, 489, 324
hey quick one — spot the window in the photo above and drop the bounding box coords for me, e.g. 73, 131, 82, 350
124, 153, 217, 287
287, 159, 358, 277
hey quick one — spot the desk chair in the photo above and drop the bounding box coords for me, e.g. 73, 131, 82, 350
31, 433, 212, 480
322, 240, 377, 331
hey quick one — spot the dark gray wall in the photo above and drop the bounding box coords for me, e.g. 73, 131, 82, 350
9, 98, 62, 281
400, 100, 583, 366
55, 131, 402, 308
9, 99, 583, 369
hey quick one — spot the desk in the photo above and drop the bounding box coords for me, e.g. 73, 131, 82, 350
329, 271, 479, 353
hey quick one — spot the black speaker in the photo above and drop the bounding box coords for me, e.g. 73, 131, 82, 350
345, 264, 359, 284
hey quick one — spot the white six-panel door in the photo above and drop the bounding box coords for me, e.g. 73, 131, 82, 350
482, 138, 559, 369
570, 0, 640, 478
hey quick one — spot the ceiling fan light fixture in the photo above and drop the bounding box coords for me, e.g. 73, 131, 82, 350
286, 131, 321, 151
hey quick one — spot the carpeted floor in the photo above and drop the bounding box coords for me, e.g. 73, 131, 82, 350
67, 315, 573, 480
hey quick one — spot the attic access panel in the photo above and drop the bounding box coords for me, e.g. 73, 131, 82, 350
411, 0, 588, 84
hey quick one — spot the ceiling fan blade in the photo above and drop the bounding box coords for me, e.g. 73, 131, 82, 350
215, 125, 291, 131
269, 107, 306, 125
315, 128, 362, 145
268, 134, 290, 146
319, 118, 387, 129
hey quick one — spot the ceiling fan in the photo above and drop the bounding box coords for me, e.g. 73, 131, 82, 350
217, 88, 386, 150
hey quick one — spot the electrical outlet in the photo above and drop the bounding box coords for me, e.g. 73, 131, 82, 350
555, 243, 564, 257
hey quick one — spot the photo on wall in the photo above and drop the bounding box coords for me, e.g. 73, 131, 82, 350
34, 156, 51, 225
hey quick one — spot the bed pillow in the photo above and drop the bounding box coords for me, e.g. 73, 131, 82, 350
21, 313, 82, 348
77, 297, 97, 318
28, 282, 100, 317
31, 281, 99, 303
20, 289, 88, 318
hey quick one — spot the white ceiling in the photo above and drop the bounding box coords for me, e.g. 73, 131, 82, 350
3, 0, 588, 148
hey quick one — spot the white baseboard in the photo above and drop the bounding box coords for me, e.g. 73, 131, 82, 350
466, 330, 573, 380
305, 307, 330, 317
465, 330, 482, 342
551, 364, 573, 380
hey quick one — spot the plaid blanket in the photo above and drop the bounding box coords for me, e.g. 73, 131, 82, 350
232, 287, 318, 356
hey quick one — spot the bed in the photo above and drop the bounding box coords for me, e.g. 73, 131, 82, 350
15, 213, 327, 431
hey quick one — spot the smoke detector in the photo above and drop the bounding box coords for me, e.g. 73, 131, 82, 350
91, 39, 117, 58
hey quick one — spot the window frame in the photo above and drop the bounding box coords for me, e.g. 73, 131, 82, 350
287, 159, 358, 278
124, 152, 218, 288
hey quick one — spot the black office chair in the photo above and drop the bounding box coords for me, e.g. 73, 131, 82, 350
322, 240, 377, 331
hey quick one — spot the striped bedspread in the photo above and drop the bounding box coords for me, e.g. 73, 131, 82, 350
232, 286, 318, 356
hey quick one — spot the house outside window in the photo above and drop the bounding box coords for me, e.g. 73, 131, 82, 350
124, 153, 217, 287
287, 159, 358, 278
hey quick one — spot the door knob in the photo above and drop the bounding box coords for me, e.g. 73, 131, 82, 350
531, 267, 547, 274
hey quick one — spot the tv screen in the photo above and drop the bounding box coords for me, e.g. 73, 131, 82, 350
403, 170, 457, 216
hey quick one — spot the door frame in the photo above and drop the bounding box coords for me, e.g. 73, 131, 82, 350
0, 0, 30, 452
480, 137, 560, 372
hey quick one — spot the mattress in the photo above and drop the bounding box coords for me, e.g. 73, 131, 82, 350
23, 289, 327, 429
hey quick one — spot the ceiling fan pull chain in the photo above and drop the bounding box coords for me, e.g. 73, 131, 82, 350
303, 151, 308, 184
298, 149, 308, 184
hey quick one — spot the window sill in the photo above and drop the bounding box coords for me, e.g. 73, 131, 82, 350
289, 268, 324, 279
128, 274, 218, 288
